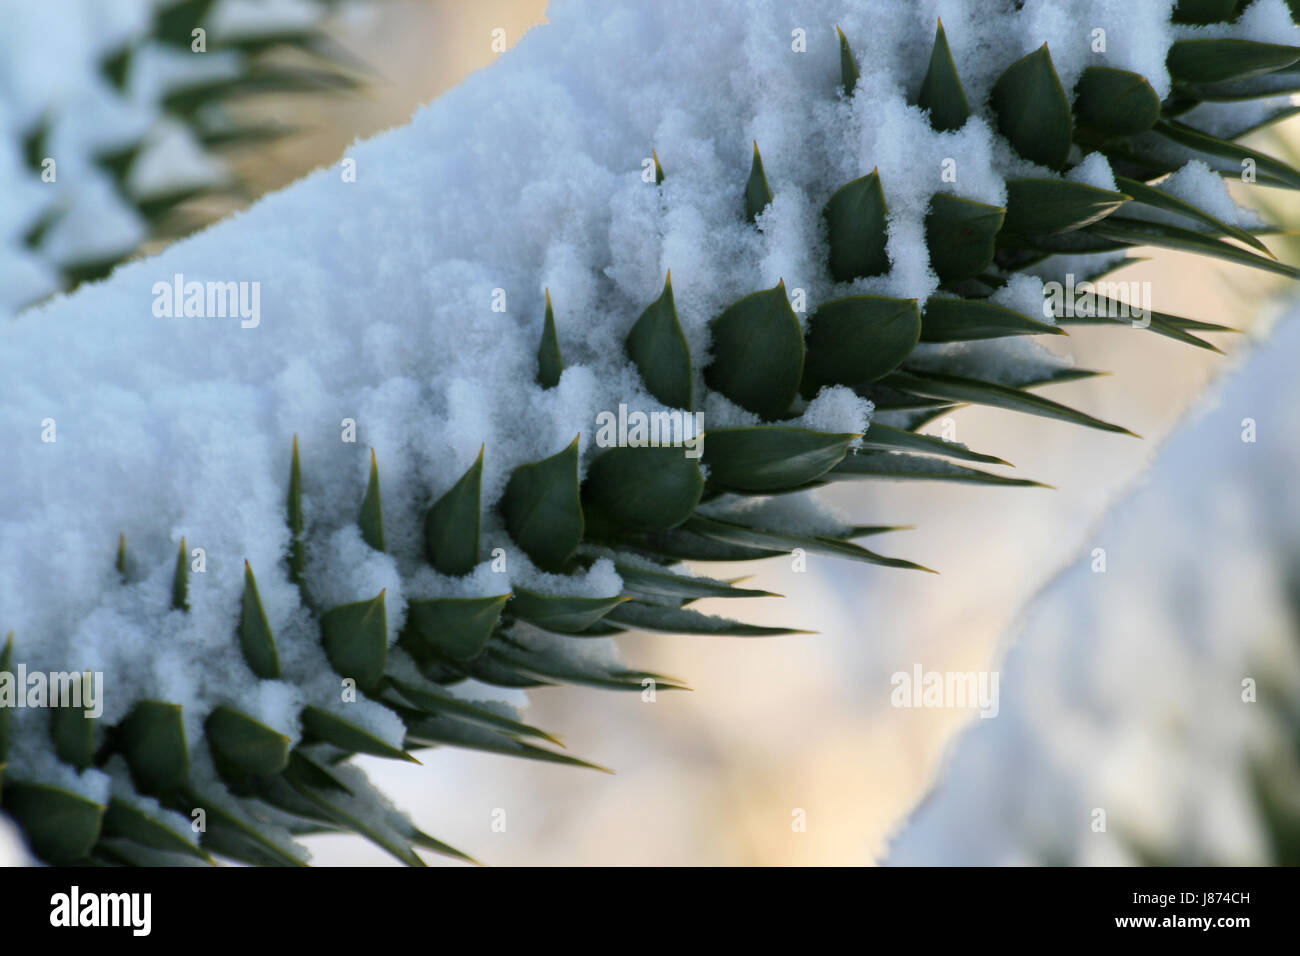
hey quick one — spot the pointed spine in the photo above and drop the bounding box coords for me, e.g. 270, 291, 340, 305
837, 26, 859, 94
360, 448, 385, 552
537, 289, 564, 389
746, 141, 774, 222
172, 537, 189, 612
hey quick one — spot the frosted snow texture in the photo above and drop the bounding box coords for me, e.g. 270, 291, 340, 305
0, 0, 1280, 857
887, 315, 1300, 866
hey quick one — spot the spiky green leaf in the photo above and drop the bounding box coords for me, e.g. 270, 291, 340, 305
884, 369, 1136, 435
359, 448, 385, 552
404, 593, 511, 661
704, 281, 805, 420
120, 701, 189, 795
50, 697, 96, 771
2, 782, 103, 865
172, 536, 189, 611
606, 601, 810, 636
625, 272, 692, 410
824, 170, 889, 282
991, 45, 1072, 171
1113, 174, 1271, 255
702, 426, 858, 492
102, 797, 211, 863
860, 422, 1010, 466
238, 562, 281, 680
281, 756, 428, 866
1168, 38, 1300, 85
625, 528, 783, 563
488, 642, 685, 692
402, 713, 609, 772
584, 444, 704, 532
1173, 0, 1238, 24
1087, 218, 1300, 279
802, 294, 921, 395
615, 563, 777, 603
537, 290, 564, 389
1002, 178, 1129, 236
918, 19, 969, 131
1073, 67, 1162, 136
299, 707, 418, 763
832, 452, 1047, 487
179, 786, 308, 867
206, 707, 291, 777
746, 142, 774, 222
682, 515, 933, 572
1054, 296, 1233, 352
386, 676, 559, 743
921, 296, 1061, 342
508, 588, 629, 634
319, 591, 388, 690
501, 437, 584, 572
1153, 119, 1300, 190
837, 26, 859, 94
425, 447, 483, 576
926, 194, 1005, 282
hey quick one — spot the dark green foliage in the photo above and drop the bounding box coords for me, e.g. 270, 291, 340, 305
919, 20, 970, 131
746, 142, 774, 222
501, 437, 584, 571
705, 281, 805, 420
991, 46, 1072, 171
537, 290, 564, 389
825, 170, 889, 281
425, 448, 484, 576
625, 273, 693, 410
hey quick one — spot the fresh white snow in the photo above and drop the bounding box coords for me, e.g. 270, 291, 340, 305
0, 0, 1289, 862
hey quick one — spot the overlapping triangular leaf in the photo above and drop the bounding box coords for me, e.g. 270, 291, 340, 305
1073, 67, 1162, 136
508, 587, 628, 634
404, 593, 510, 662
702, 427, 859, 492
918, 19, 969, 132
501, 437, 584, 572
704, 281, 804, 420
320, 590, 388, 690
802, 295, 921, 394
425, 448, 483, 576
991, 45, 1072, 171
538, 290, 564, 389
120, 701, 189, 795
920, 296, 1061, 341
1002, 178, 1129, 237
625, 272, 693, 410
884, 369, 1135, 435
927, 194, 1005, 282
825, 170, 889, 282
